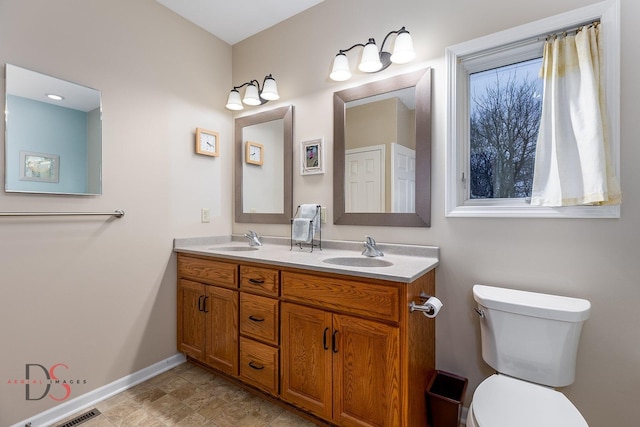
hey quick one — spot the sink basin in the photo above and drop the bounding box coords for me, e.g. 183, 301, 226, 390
322, 257, 393, 268
208, 246, 259, 252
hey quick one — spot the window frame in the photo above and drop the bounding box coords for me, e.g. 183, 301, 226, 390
445, 0, 620, 218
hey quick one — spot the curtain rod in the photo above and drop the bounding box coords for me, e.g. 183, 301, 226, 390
460, 20, 600, 63
0, 209, 125, 218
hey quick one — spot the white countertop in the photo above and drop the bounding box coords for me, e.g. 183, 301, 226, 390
174, 235, 439, 283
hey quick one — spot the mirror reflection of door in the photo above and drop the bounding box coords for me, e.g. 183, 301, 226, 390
391, 143, 416, 213
345, 145, 385, 212
344, 88, 415, 213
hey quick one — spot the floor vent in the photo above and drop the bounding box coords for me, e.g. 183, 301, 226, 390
56, 408, 101, 427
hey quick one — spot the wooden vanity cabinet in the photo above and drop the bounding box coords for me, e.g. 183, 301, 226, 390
280, 269, 435, 427
281, 302, 400, 426
177, 253, 436, 427
177, 255, 239, 377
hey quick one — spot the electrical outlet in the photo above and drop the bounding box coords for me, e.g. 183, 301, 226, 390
201, 208, 210, 223
320, 206, 327, 224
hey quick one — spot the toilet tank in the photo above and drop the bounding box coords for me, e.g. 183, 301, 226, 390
473, 284, 591, 387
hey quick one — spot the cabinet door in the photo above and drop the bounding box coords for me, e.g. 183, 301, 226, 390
333, 314, 401, 427
280, 302, 333, 420
177, 279, 206, 361
204, 285, 239, 376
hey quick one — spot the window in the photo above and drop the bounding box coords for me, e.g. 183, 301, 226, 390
445, 0, 620, 218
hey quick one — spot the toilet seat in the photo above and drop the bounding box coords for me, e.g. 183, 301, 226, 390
471, 374, 588, 427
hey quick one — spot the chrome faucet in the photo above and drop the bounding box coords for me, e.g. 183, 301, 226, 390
362, 235, 384, 257
243, 230, 262, 247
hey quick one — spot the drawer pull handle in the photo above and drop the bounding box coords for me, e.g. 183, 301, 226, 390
323, 327, 329, 350
332, 330, 339, 353
248, 278, 265, 285
248, 361, 264, 370
249, 315, 265, 322
202, 296, 209, 313
197, 295, 204, 312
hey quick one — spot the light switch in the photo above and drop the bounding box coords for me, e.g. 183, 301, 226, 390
201, 208, 210, 223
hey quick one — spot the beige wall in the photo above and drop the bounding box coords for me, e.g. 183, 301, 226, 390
231, 0, 640, 426
2, 0, 639, 426
0, 1, 232, 425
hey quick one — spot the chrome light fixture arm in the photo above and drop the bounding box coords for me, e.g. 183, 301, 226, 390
336, 42, 367, 56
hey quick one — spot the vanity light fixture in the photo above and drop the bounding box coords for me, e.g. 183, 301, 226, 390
330, 26, 416, 82
226, 74, 280, 111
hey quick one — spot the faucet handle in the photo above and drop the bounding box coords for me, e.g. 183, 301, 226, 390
243, 230, 262, 246
362, 235, 383, 257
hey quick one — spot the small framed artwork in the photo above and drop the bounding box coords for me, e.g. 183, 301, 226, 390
19, 151, 59, 183
245, 141, 264, 165
195, 128, 219, 157
301, 138, 324, 175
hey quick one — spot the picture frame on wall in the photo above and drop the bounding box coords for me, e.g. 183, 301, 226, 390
19, 151, 59, 183
245, 141, 264, 165
195, 128, 219, 157
301, 138, 324, 175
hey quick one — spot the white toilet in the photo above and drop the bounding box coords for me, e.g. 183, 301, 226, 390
467, 284, 591, 427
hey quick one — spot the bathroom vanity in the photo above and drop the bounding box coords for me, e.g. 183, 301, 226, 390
175, 237, 439, 427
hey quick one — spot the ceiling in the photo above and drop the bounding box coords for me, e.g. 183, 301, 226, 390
155, 0, 324, 45
7, 64, 100, 112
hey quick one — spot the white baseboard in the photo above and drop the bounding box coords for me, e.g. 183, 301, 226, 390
12, 353, 186, 427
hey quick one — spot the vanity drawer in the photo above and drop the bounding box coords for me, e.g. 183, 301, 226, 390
281, 271, 401, 323
239, 337, 279, 395
178, 255, 238, 289
240, 265, 280, 296
240, 293, 279, 345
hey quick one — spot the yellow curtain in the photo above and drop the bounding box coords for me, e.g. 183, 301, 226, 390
531, 24, 621, 206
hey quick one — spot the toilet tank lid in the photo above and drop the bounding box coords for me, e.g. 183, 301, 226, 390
473, 284, 591, 322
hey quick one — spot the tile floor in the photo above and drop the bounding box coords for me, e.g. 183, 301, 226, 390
53, 362, 317, 427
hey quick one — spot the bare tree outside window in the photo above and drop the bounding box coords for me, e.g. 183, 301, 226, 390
469, 59, 542, 199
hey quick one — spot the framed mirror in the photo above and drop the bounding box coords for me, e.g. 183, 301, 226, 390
235, 105, 293, 224
4, 64, 102, 195
333, 68, 431, 227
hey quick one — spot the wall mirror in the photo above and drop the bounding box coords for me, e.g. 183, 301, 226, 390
334, 68, 431, 227
235, 105, 293, 223
4, 64, 102, 195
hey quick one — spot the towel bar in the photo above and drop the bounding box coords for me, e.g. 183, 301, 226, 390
0, 209, 125, 218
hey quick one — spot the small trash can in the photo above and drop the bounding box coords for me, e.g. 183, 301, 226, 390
425, 370, 468, 427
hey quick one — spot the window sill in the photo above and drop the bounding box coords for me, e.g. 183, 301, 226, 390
446, 201, 620, 219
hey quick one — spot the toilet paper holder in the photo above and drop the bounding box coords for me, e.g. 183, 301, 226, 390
409, 291, 440, 316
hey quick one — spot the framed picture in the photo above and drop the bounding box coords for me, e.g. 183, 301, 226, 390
195, 128, 219, 157
19, 151, 59, 183
245, 141, 264, 165
301, 138, 324, 175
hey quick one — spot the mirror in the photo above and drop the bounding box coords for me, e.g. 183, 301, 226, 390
334, 68, 431, 227
235, 105, 293, 224
4, 64, 102, 195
